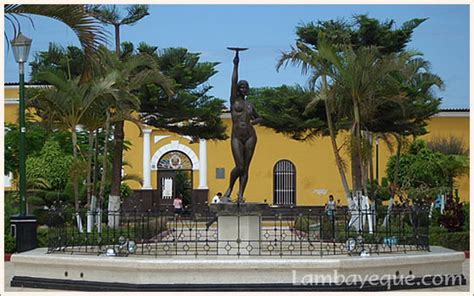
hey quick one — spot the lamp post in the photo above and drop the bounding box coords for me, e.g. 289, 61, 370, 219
375, 137, 379, 184
10, 32, 36, 252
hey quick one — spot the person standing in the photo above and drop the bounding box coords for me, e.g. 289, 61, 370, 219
325, 194, 337, 216
212, 192, 222, 204
325, 194, 337, 240
173, 194, 183, 215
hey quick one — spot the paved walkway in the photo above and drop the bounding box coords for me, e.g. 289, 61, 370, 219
4, 259, 470, 292
397, 257, 469, 292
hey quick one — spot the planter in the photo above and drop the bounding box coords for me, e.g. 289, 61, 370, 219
5, 253, 13, 262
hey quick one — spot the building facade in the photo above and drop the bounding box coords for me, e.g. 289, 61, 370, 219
4, 84, 470, 206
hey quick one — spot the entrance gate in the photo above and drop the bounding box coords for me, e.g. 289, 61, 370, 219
157, 151, 193, 205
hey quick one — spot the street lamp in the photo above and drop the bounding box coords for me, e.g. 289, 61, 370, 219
10, 32, 36, 252
11, 32, 32, 216
375, 137, 379, 184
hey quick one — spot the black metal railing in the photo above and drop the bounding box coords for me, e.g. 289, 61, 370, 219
46, 203, 429, 257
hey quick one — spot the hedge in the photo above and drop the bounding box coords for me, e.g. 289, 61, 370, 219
429, 229, 469, 251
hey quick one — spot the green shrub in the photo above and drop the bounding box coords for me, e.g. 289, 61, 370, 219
37, 227, 49, 248
121, 183, 133, 200
294, 215, 344, 241
5, 234, 16, 253
5, 192, 19, 230
26, 140, 73, 191
294, 215, 315, 232
430, 227, 469, 251
463, 203, 469, 231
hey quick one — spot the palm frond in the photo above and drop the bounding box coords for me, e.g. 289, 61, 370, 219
86, 5, 120, 25
122, 174, 143, 186
121, 5, 149, 25
6, 5, 108, 57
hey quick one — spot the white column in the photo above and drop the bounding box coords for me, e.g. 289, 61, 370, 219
198, 138, 208, 189
142, 129, 152, 189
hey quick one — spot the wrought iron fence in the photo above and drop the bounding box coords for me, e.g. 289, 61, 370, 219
46, 203, 429, 257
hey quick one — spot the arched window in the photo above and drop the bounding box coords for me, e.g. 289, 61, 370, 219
158, 151, 193, 170
273, 160, 296, 205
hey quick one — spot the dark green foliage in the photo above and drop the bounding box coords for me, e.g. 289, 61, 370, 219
294, 215, 315, 232
5, 122, 48, 175
248, 85, 327, 141
30, 43, 86, 81
143, 90, 228, 141
365, 95, 440, 136
120, 183, 133, 199
64, 181, 87, 206
430, 227, 469, 251
36, 227, 49, 248
175, 171, 192, 206
45, 217, 168, 247
386, 139, 467, 204
462, 203, 469, 231
133, 44, 228, 141
278, 15, 440, 195
29, 191, 72, 207
386, 140, 449, 202
297, 14, 427, 54
29, 191, 72, 225
5, 121, 89, 176
5, 234, 16, 253
366, 178, 392, 206
87, 5, 149, 29
26, 140, 74, 191
4, 192, 19, 233
438, 195, 465, 232
427, 136, 469, 191
294, 215, 359, 242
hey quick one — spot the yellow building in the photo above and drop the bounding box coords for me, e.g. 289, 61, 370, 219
3, 84, 470, 206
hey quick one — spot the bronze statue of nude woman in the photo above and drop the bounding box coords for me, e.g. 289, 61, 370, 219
223, 48, 261, 203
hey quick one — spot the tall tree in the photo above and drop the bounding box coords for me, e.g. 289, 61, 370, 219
279, 15, 430, 197
249, 85, 327, 141
30, 43, 86, 80
131, 43, 228, 141
277, 39, 353, 200
87, 5, 150, 204
29, 69, 120, 224
96, 48, 174, 227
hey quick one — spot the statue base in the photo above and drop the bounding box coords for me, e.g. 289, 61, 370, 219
210, 203, 268, 255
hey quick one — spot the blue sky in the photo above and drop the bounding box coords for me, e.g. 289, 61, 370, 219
4, 4, 469, 108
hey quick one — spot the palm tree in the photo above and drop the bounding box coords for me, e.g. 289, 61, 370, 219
278, 40, 352, 202
87, 5, 150, 206
5, 4, 107, 81
29, 69, 120, 230
320, 44, 410, 193
379, 55, 443, 227
87, 5, 149, 58
95, 48, 173, 227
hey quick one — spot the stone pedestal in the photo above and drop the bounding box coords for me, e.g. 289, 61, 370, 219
210, 203, 268, 255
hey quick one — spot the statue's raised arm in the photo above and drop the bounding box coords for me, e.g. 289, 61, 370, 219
227, 47, 248, 105
230, 53, 239, 104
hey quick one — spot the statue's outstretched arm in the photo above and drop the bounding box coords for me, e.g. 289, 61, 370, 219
230, 53, 239, 105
